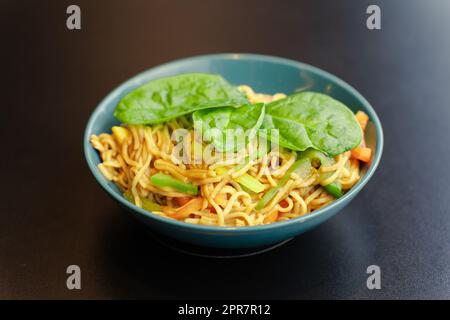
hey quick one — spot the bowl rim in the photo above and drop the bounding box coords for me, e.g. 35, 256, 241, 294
84, 53, 384, 233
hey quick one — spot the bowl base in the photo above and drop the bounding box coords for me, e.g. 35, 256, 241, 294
149, 232, 293, 259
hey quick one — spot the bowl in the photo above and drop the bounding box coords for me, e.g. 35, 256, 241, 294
84, 53, 383, 249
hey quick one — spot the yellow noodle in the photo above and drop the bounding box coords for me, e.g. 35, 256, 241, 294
90, 87, 366, 227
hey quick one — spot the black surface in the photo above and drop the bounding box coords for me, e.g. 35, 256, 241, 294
1, 0, 450, 299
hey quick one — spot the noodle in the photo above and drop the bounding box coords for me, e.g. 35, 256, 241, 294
90, 86, 363, 227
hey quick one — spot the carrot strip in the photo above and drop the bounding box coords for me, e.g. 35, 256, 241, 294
168, 197, 203, 220
356, 111, 369, 131
352, 110, 371, 161
264, 210, 279, 224
215, 193, 227, 207
174, 196, 192, 207
208, 205, 216, 214
351, 147, 372, 162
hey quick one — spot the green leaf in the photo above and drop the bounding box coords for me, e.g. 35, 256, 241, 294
262, 92, 362, 156
192, 103, 266, 152
193, 91, 361, 157
114, 73, 248, 125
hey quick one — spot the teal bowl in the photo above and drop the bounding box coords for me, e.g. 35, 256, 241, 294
84, 53, 383, 249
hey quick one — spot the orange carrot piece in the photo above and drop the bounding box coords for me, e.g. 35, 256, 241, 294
206, 193, 227, 213
351, 111, 371, 163
264, 210, 279, 224
169, 197, 203, 220
351, 147, 372, 163
215, 193, 227, 207
174, 196, 192, 207
209, 205, 216, 214
356, 111, 369, 131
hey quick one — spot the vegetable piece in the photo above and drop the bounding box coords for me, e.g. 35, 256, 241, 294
215, 166, 265, 193
150, 173, 198, 195
114, 73, 248, 125
352, 110, 371, 162
174, 197, 192, 207
123, 191, 162, 211
298, 148, 345, 184
323, 182, 343, 198
193, 103, 266, 152
355, 111, 369, 131
264, 210, 279, 223
111, 126, 129, 144
298, 149, 346, 197
208, 204, 216, 214
194, 91, 362, 156
294, 156, 315, 180
215, 193, 227, 207
263, 149, 344, 201
141, 197, 163, 212
279, 199, 289, 208
207, 193, 227, 213
256, 187, 280, 210
261, 92, 362, 156
256, 158, 308, 210
239, 185, 256, 195
298, 149, 334, 167
234, 174, 265, 193
351, 146, 372, 162
168, 197, 203, 220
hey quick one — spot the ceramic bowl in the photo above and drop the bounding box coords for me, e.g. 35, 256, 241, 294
84, 54, 383, 249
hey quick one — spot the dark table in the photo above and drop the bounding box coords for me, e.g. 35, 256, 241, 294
1, 0, 450, 299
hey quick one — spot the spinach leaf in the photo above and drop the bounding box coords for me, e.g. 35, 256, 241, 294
114, 73, 248, 125
262, 92, 362, 156
194, 91, 361, 156
192, 103, 265, 152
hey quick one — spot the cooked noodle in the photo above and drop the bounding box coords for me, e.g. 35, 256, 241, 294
90, 86, 362, 227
